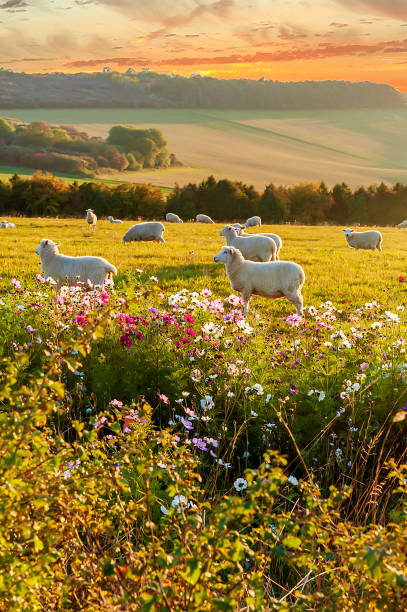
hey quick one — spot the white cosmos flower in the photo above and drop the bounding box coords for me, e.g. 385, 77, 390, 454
352, 382, 360, 391
160, 505, 169, 515
317, 391, 325, 402
287, 475, 298, 486
385, 311, 400, 323
252, 383, 264, 395
202, 322, 217, 335
234, 478, 248, 492
200, 395, 214, 411
250, 410, 258, 417
190, 369, 202, 382
236, 320, 254, 335
265, 393, 272, 404
227, 391, 235, 398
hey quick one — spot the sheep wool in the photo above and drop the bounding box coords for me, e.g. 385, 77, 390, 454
397, 220, 407, 229
232, 224, 282, 260
0, 220, 16, 229
244, 215, 261, 228
166, 213, 183, 223
122, 222, 165, 243
220, 225, 276, 262
107, 216, 123, 224
343, 228, 382, 251
214, 246, 305, 316
86, 209, 97, 229
196, 214, 215, 224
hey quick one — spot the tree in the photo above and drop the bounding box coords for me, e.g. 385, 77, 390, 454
0, 119, 14, 144
259, 185, 289, 223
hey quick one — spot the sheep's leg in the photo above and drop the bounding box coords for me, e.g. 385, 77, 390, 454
242, 292, 251, 315
288, 293, 303, 317
376, 239, 382, 252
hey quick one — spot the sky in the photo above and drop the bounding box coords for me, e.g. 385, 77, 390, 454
0, 0, 406, 90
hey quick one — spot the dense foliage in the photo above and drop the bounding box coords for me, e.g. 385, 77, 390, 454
0, 69, 404, 109
0, 274, 406, 609
0, 118, 175, 176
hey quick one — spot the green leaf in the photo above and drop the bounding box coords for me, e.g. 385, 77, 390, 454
282, 536, 301, 550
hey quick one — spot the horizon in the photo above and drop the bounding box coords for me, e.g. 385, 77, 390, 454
0, 1, 406, 91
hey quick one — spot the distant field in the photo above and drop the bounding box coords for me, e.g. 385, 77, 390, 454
2, 107, 407, 189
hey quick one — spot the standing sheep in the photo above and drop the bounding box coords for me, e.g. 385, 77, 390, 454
86, 209, 97, 230
214, 246, 305, 316
196, 214, 215, 224
122, 222, 165, 243
166, 213, 183, 223
0, 220, 16, 229
343, 228, 382, 251
232, 224, 283, 260
220, 225, 276, 262
107, 216, 123, 224
36, 239, 117, 289
397, 220, 407, 229
244, 215, 261, 228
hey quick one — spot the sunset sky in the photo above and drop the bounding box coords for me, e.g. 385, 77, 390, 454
1, 0, 406, 89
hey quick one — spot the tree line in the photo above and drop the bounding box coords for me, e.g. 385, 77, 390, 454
1, 172, 406, 226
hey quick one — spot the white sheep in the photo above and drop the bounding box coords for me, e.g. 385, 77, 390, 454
244, 215, 261, 228
166, 213, 183, 223
122, 222, 165, 243
214, 246, 305, 316
196, 214, 215, 224
343, 228, 382, 251
36, 239, 117, 289
107, 216, 123, 224
397, 220, 407, 229
0, 220, 16, 229
220, 225, 276, 262
232, 224, 283, 260
86, 209, 97, 229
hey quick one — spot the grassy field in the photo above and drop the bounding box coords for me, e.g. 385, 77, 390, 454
2, 107, 407, 189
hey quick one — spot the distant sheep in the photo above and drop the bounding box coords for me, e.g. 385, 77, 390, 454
232, 224, 282, 260
220, 225, 276, 262
397, 220, 407, 229
244, 215, 261, 228
108, 216, 123, 224
86, 209, 97, 229
343, 228, 382, 251
0, 220, 16, 229
122, 222, 165, 243
214, 246, 305, 316
36, 239, 117, 289
196, 214, 215, 224
166, 213, 183, 223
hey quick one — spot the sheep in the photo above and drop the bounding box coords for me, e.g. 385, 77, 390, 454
214, 246, 305, 316
166, 212, 183, 223
244, 215, 261, 228
122, 222, 165, 243
0, 220, 16, 229
196, 214, 215, 224
36, 239, 117, 289
86, 209, 97, 230
107, 216, 123, 224
397, 220, 407, 229
232, 224, 283, 260
343, 228, 382, 251
220, 225, 276, 262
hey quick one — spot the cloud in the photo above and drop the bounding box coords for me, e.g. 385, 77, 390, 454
334, 1, 407, 20
0, 0, 27, 9
329, 22, 349, 27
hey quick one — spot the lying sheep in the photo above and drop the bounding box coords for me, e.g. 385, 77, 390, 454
245, 215, 261, 228
232, 224, 282, 260
36, 239, 117, 289
343, 228, 382, 251
122, 222, 165, 243
0, 220, 16, 229
214, 246, 305, 316
107, 216, 123, 224
166, 212, 183, 223
397, 220, 407, 229
196, 214, 215, 224
86, 209, 97, 229
220, 225, 276, 262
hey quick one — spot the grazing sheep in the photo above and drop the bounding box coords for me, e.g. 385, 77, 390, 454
220, 225, 276, 262
122, 222, 165, 243
244, 215, 261, 228
397, 220, 407, 229
214, 246, 305, 316
86, 209, 97, 230
36, 239, 117, 289
0, 220, 16, 229
232, 224, 283, 260
196, 214, 215, 224
343, 228, 382, 251
166, 212, 183, 223
107, 216, 123, 224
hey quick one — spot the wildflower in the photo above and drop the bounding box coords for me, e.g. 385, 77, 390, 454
385, 311, 400, 323
266, 423, 277, 430
120, 334, 132, 348
190, 368, 202, 382
136, 268, 143, 273
317, 391, 325, 402
335, 448, 343, 460
110, 399, 123, 408
160, 505, 169, 515
200, 288, 212, 297
250, 410, 258, 417
398, 276, 405, 282
265, 393, 272, 404
11, 278, 22, 290
200, 395, 215, 411
307, 390, 314, 396
287, 475, 298, 486
159, 393, 169, 404
227, 363, 239, 376
236, 319, 254, 335
227, 391, 235, 398
150, 276, 159, 282
36, 274, 45, 283
360, 362, 369, 371
352, 382, 360, 392
252, 383, 264, 395
233, 478, 248, 492
290, 384, 299, 395
242, 451, 250, 458
179, 416, 193, 430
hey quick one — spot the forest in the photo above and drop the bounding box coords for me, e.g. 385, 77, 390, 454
0, 69, 404, 109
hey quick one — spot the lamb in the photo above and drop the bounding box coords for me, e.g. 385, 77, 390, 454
232, 224, 282, 260
343, 228, 382, 251
107, 216, 123, 224
397, 220, 407, 229
220, 225, 276, 262
36, 239, 117, 289
0, 220, 16, 229
214, 246, 305, 316
166, 213, 183, 223
196, 214, 215, 224
244, 215, 261, 228
122, 222, 165, 243
86, 209, 97, 229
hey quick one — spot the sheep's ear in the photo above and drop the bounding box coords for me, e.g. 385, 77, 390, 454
45, 239, 48, 245
228, 225, 232, 230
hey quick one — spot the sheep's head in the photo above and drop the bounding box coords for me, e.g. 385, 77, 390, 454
214, 246, 238, 263
36, 239, 61, 256
220, 225, 236, 237
343, 228, 353, 238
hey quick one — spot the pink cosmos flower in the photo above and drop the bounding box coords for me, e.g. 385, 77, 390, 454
398, 276, 405, 283
11, 278, 22, 290
159, 393, 169, 404
36, 274, 45, 283
110, 399, 123, 408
